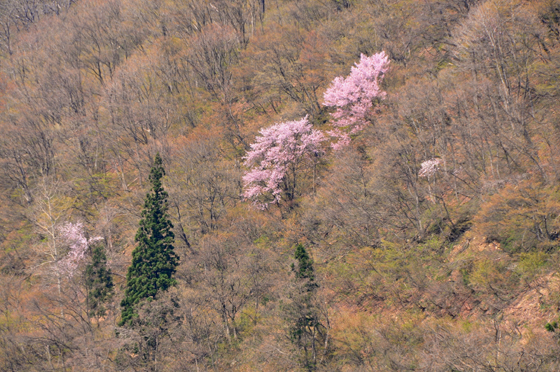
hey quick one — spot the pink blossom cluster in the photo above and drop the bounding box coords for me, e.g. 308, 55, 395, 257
58, 222, 102, 277
242, 116, 325, 209
323, 52, 390, 149
419, 158, 443, 178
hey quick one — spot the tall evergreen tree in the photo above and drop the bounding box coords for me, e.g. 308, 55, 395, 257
288, 244, 327, 371
119, 153, 179, 326
85, 244, 114, 320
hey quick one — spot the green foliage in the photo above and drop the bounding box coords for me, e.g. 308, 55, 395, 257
85, 244, 114, 319
476, 182, 560, 253
545, 312, 560, 341
119, 154, 179, 326
546, 320, 558, 333
516, 251, 548, 277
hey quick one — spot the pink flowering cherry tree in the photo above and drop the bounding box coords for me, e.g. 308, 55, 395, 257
58, 222, 102, 277
419, 158, 443, 178
243, 116, 326, 209
323, 52, 390, 149
419, 158, 444, 204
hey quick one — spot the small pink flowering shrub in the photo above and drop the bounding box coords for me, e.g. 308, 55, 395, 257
243, 116, 325, 209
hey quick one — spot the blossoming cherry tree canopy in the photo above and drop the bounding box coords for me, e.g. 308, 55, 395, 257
323, 52, 390, 148
242, 116, 326, 209
419, 158, 443, 178
59, 222, 102, 277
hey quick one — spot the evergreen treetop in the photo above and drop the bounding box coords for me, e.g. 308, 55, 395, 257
292, 243, 316, 285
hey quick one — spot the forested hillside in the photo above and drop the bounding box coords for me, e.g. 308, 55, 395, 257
3, 0, 560, 370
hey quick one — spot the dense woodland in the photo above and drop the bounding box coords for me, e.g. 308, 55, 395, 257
3, 0, 560, 370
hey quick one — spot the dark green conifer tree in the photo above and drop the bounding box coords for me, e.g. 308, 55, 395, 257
119, 153, 179, 326
85, 244, 114, 319
288, 244, 326, 371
